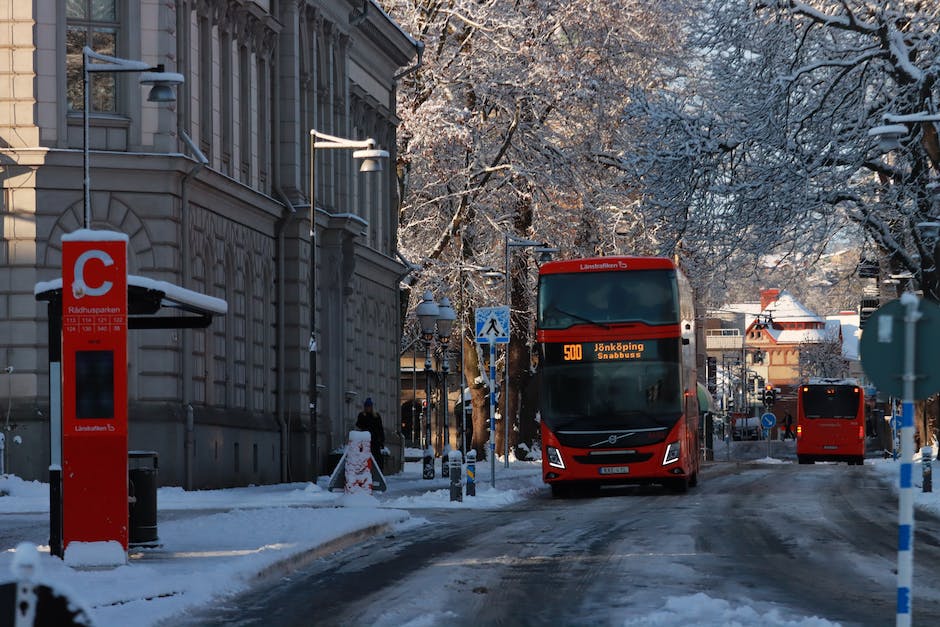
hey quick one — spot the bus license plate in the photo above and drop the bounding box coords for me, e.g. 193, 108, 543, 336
599, 466, 629, 475
823, 445, 838, 450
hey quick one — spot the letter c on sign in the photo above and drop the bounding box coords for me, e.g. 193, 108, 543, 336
72, 249, 115, 299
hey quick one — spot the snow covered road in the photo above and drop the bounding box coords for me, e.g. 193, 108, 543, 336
174, 460, 940, 626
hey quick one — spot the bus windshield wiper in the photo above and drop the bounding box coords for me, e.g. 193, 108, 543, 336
545, 304, 610, 329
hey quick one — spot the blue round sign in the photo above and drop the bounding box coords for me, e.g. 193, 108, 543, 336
761, 412, 777, 429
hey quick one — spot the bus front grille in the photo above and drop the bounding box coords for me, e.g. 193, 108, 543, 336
572, 451, 653, 465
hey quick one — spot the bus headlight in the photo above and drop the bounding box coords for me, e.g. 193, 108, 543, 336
663, 441, 680, 465
546, 446, 566, 469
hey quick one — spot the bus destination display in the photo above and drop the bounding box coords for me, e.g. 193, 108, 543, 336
558, 341, 647, 362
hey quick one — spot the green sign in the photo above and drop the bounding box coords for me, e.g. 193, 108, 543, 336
859, 297, 940, 400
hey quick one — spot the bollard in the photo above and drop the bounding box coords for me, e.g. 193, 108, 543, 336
466, 450, 476, 496
422, 446, 435, 479
922, 446, 933, 493
449, 449, 462, 502
442, 445, 450, 478
0, 543, 95, 626
345, 431, 372, 495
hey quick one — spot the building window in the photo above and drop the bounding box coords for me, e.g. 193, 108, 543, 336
239, 45, 251, 182
220, 30, 233, 175
198, 15, 213, 157
257, 56, 269, 191
66, 0, 120, 112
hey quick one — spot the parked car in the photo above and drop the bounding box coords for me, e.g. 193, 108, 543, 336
732, 416, 762, 441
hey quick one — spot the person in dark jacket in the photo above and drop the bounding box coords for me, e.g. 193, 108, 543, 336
784, 412, 795, 440
356, 398, 385, 470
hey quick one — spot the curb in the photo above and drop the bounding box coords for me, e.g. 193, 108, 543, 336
152, 514, 408, 627
251, 517, 405, 582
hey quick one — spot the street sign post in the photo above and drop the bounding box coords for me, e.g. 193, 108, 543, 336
760, 412, 776, 430
859, 294, 940, 626
761, 412, 776, 458
474, 306, 509, 487
475, 306, 510, 344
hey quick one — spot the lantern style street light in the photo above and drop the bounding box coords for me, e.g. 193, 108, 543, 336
416, 291, 440, 479
869, 111, 940, 152
307, 129, 388, 478
82, 47, 184, 229
435, 297, 456, 476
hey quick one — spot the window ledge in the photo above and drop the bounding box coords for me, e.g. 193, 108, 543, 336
67, 111, 132, 128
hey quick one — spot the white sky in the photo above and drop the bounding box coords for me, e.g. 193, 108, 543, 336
0, 453, 933, 626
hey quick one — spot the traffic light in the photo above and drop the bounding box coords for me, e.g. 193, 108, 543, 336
758, 388, 766, 405
763, 384, 775, 406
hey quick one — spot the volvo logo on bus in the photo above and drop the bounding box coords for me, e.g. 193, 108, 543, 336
593, 432, 634, 447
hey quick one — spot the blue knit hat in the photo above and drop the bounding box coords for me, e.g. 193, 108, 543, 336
364, 397, 373, 407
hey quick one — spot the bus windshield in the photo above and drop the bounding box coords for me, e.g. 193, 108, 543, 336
801, 386, 861, 419
541, 351, 682, 430
538, 269, 679, 329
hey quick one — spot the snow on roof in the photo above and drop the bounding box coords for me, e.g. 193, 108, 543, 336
34, 275, 227, 315
771, 328, 832, 344
60, 228, 129, 243
709, 302, 761, 329
727, 290, 863, 365
827, 312, 861, 360
762, 290, 823, 323
719, 302, 762, 315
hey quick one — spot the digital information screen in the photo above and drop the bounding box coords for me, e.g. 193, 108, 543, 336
75, 349, 115, 419
550, 340, 650, 363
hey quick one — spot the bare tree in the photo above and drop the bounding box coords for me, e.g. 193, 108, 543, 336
619, 1, 940, 305
798, 333, 849, 381
388, 0, 697, 458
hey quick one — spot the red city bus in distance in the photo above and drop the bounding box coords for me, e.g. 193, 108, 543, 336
536, 257, 700, 496
796, 378, 866, 465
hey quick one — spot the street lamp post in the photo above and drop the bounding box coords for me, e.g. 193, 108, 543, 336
457, 265, 504, 459
435, 297, 455, 476
82, 47, 184, 229
416, 291, 440, 479
308, 129, 388, 479
502, 234, 557, 466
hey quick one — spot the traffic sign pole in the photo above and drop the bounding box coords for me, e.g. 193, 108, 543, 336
475, 306, 509, 490
488, 342, 496, 488
761, 413, 777, 460
859, 294, 940, 627
896, 293, 921, 627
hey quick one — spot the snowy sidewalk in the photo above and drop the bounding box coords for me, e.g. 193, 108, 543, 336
0, 459, 545, 626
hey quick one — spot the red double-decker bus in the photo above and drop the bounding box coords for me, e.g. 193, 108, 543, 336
796, 378, 866, 465
536, 256, 700, 496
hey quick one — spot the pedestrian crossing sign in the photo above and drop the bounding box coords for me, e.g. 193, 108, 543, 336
475, 306, 510, 344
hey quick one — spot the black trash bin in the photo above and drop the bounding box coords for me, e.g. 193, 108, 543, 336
128, 451, 159, 546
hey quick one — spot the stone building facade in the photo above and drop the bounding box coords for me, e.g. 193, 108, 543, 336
0, 0, 419, 487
